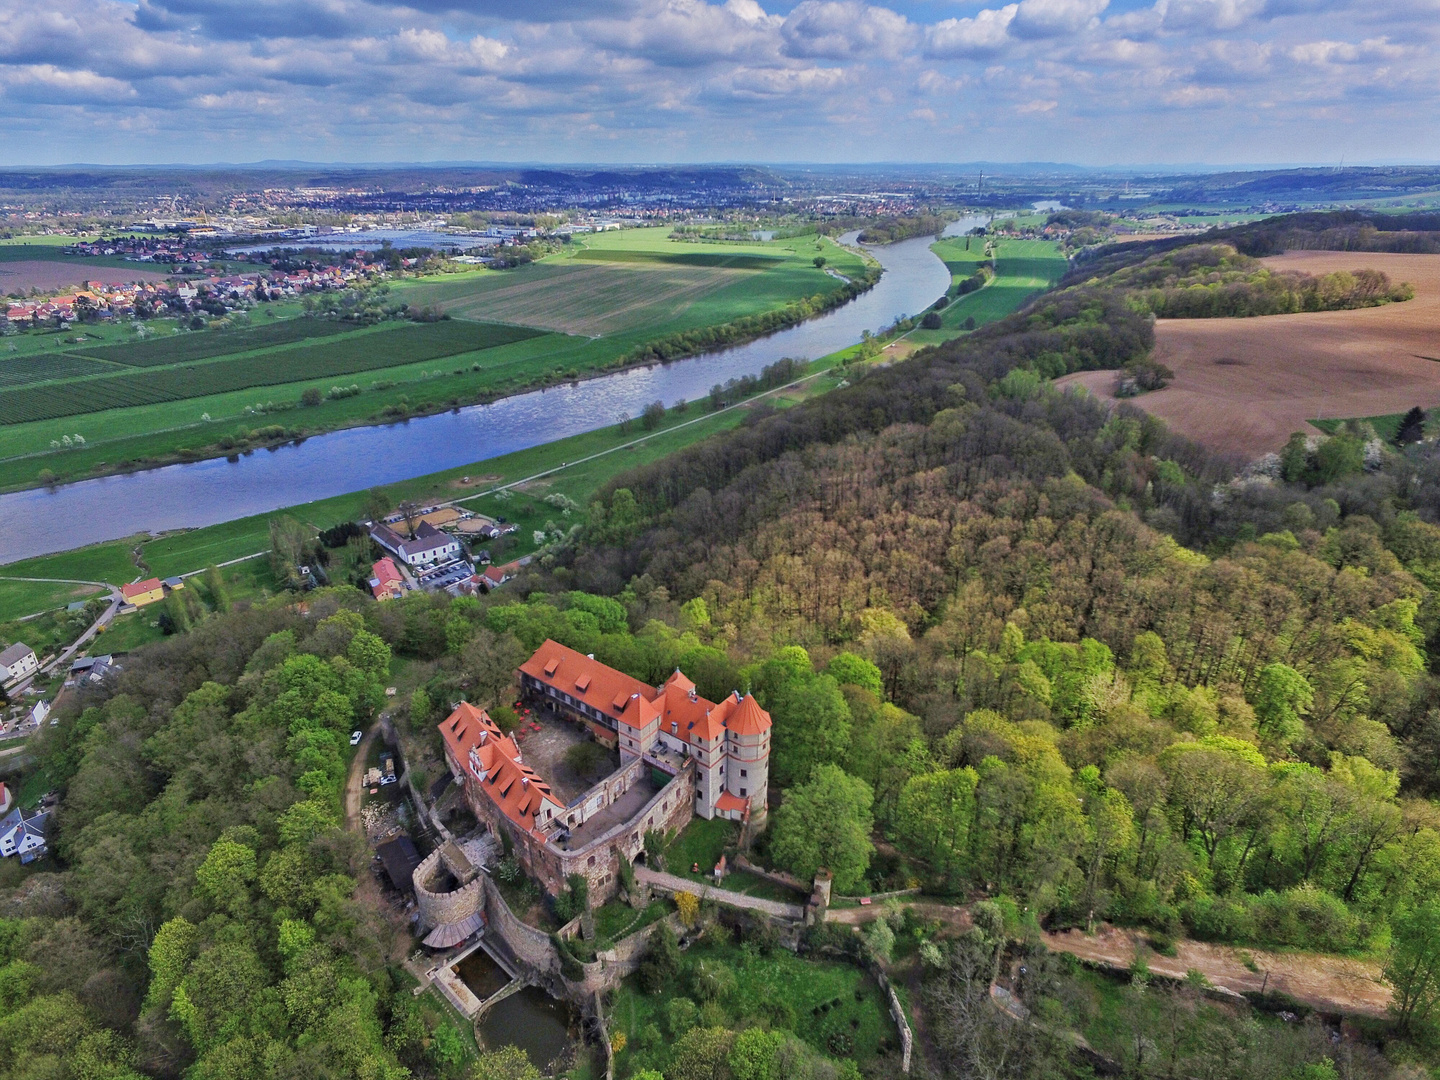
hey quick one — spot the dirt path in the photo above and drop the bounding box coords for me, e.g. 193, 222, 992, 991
344, 724, 379, 832
1043, 923, 1391, 1018
826, 900, 973, 933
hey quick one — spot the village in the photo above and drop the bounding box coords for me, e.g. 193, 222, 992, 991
1, 255, 386, 327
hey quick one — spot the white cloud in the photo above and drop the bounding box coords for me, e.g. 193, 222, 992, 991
2, 63, 136, 103
780, 2, 917, 61
1010, 0, 1109, 39
924, 5, 1017, 59
0, 0, 1437, 163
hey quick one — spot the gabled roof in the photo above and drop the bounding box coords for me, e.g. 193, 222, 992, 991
121, 578, 162, 599
519, 641, 773, 742
0, 643, 34, 667
438, 703, 563, 837
520, 640, 661, 729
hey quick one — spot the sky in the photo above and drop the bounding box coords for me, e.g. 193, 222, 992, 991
0, 0, 1436, 167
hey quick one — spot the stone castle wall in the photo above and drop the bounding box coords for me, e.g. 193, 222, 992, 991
414, 847, 484, 932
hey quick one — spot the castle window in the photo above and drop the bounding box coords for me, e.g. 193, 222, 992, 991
741, 769, 747, 777
588, 855, 596, 867
741, 788, 747, 797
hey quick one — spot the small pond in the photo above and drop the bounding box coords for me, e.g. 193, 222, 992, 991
453, 947, 511, 1001
477, 985, 574, 1075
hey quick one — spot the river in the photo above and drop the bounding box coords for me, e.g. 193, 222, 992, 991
0, 217, 984, 564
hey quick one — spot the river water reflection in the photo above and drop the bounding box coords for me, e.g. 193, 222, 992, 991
0, 218, 985, 563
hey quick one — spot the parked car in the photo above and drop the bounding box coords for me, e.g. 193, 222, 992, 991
350, 730, 363, 746
379, 774, 397, 786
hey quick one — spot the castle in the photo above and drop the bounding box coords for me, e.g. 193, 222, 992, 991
439, 639, 771, 901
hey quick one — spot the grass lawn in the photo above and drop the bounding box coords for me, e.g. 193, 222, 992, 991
96, 609, 167, 652
608, 935, 898, 1078
663, 817, 738, 880
718, 870, 807, 905
14, 760, 57, 809
593, 899, 670, 944
904, 238, 1067, 349
1312, 409, 1438, 443
0, 579, 102, 622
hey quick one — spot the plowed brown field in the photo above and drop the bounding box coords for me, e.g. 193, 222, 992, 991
0, 260, 173, 292
1058, 251, 1440, 455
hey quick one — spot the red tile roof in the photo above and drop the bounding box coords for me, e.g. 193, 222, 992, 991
715, 792, 748, 814
438, 703, 562, 837
120, 578, 163, 599
520, 639, 660, 730
520, 641, 772, 742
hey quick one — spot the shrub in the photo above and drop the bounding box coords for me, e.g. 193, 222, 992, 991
300, 387, 323, 407
921, 312, 943, 330
1249, 886, 1358, 950
676, 890, 700, 929
864, 917, 895, 962
1183, 894, 1254, 942
666, 995, 699, 1036
641, 922, 681, 992
691, 959, 737, 1002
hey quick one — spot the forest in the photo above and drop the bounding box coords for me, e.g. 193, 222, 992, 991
8, 209, 1440, 1079
1071, 243, 1413, 319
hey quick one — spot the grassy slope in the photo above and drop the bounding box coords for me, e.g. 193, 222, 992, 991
0, 233, 863, 491
904, 238, 1068, 348
0, 579, 103, 623
609, 937, 895, 1075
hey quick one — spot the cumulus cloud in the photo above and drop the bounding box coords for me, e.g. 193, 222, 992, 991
133, 0, 363, 41
924, 5, 1017, 59
780, 2, 917, 61
1010, 0, 1109, 39
3, 63, 137, 103
0, 0, 1437, 163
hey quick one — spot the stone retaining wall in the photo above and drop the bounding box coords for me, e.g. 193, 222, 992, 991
732, 854, 807, 893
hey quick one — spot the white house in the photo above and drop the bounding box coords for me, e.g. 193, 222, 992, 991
370, 521, 463, 569
0, 808, 49, 863
0, 643, 38, 685
28, 700, 50, 727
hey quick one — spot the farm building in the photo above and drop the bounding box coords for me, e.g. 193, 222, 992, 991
369, 557, 406, 601
369, 521, 462, 569
121, 578, 165, 607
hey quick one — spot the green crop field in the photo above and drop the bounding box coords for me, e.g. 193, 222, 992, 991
73, 317, 355, 367
0, 353, 112, 388
904, 238, 1067, 347
0, 320, 548, 424
0, 339, 864, 623
570, 248, 787, 269
395, 229, 861, 338
0, 230, 862, 489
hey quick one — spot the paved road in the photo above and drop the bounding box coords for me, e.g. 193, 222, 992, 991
635, 866, 806, 921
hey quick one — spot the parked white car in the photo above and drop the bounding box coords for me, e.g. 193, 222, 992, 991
350, 730, 363, 746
